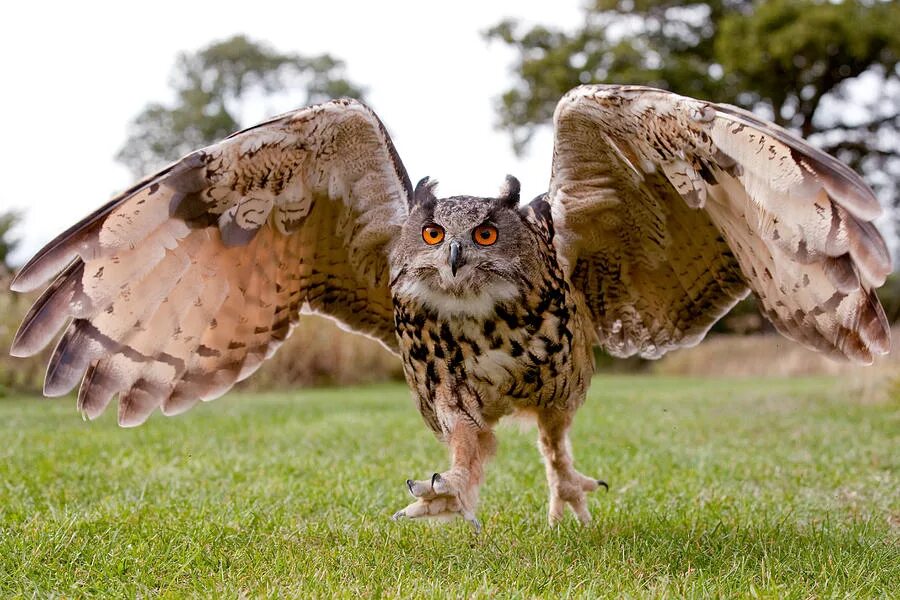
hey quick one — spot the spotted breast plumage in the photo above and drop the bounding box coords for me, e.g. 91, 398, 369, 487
10, 85, 892, 528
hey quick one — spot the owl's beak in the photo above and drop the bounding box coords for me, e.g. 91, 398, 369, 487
448, 240, 463, 277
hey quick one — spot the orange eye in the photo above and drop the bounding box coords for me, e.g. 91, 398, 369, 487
422, 224, 445, 245
473, 224, 498, 246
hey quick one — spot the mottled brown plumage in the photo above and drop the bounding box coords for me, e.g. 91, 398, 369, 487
393, 186, 591, 433
10, 86, 891, 527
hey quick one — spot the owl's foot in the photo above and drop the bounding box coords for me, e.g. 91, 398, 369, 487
547, 470, 608, 525
536, 407, 608, 526
392, 419, 495, 533
391, 472, 481, 533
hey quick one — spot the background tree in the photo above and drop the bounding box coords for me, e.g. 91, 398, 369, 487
116, 35, 366, 176
487, 0, 900, 237
0, 210, 21, 275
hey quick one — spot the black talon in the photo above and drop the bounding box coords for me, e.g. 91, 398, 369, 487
467, 515, 482, 535
597, 479, 609, 492
406, 479, 415, 496
431, 473, 441, 490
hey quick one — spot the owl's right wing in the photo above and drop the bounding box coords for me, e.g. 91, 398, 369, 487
550, 85, 891, 363
10, 98, 411, 425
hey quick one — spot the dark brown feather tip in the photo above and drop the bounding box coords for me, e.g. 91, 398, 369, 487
844, 213, 892, 287
860, 291, 891, 356
10, 261, 84, 357
118, 379, 167, 427
77, 361, 118, 419
822, 256, 859, 294
10, 219, 103, 293
44, 321, 111, 397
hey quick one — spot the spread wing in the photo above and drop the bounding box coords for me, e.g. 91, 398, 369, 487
551, 84, 891, 363
10, 98, 412, 425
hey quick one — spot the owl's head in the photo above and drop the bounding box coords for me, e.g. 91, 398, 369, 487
391, 175, 544, 318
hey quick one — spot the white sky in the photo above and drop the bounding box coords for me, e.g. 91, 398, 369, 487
0, 0, 583, 264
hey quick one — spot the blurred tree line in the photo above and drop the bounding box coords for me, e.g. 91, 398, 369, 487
486, 0, 900, 219
0, 211, 21, 276
117, 35, 365, 176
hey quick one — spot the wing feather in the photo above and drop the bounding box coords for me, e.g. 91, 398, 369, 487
11, 98, 410, 425
551, 85, 891, 363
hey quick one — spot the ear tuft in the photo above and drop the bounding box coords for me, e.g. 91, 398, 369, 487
412, 176, 439, 208
499, 175, 520, 208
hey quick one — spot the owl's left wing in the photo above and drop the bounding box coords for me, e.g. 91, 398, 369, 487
10, 98, 411, 425
550, 84, 891, 363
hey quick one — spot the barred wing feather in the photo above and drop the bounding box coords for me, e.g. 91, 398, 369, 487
11, 98, 411, 425
551, 84, 891, 363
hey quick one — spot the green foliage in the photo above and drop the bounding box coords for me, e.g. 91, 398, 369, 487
877, 272, 900, 323
486, 0, 900, 214
1, 377, 897, 596
0, 282, 52, 396
116, 35, 366, 176
0, 210, 21, 273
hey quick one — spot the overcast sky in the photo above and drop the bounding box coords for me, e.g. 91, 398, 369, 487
0, 1, 584, 264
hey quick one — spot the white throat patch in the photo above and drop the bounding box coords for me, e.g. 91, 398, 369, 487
395, 279, 520, 320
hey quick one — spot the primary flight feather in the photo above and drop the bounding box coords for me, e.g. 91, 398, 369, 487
11, 85, 891, 527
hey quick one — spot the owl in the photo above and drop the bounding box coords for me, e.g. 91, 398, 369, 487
10, 85, 891, 530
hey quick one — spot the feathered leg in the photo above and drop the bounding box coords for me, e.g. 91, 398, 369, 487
536, 407, 607, 525
393, 415, 496, 532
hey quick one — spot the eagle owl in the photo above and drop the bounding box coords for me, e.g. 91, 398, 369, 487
10, 85, 891, 529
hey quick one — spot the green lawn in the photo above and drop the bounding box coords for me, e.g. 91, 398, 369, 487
1, 376, 897, 597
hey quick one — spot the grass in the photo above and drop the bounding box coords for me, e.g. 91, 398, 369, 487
1, 376, 898, 597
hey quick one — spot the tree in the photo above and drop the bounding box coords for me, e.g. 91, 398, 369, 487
486, 0, 900, 225
0, 210, 21, 274
116, 35, 366, 176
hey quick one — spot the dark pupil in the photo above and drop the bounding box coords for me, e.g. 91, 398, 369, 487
480, 230, 490, 239
429, 230, 438, 238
